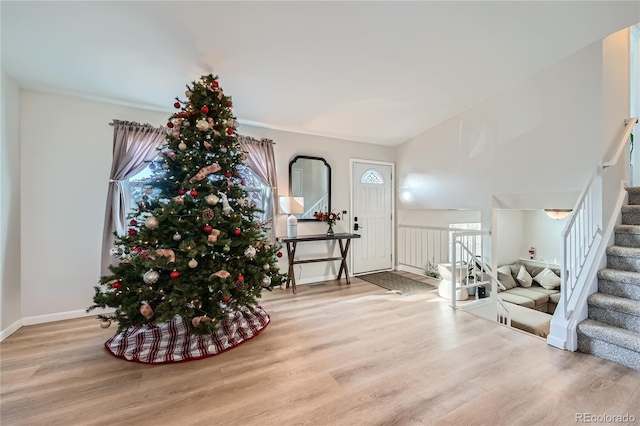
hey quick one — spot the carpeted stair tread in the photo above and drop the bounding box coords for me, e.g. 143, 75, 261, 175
625, 187, 640, 195
577, 319, 640, 353
621, 205, 640, 213
597, 269, 640, 301
598, 268, 640, 283
606, 245, 640, 258
587, 293, 640, 317
615, 224, 640, 234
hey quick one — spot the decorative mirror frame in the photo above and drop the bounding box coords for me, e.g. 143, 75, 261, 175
288, 155, 331, 222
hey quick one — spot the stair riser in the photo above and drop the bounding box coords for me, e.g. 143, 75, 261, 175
622, 211, 640, 225
577, 333, 640, 371
628, 194, 640, 205
615, 233, 640, 248
598, 279, 640, 301
607, 255, 640, 273
588, 306, 640, 333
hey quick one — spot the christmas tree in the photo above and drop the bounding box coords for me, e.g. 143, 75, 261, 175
90, 74, 285, 363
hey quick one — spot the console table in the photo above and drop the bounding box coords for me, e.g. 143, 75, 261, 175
276, 233, 361, 293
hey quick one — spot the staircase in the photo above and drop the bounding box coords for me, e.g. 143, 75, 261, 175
577, 187, 640, 371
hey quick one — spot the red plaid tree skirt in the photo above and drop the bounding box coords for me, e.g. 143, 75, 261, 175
104, 306, 270, 364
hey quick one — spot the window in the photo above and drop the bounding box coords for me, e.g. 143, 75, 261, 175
128, 158, 164, 212
127, 161, 274, 241
361, 169, 384, 184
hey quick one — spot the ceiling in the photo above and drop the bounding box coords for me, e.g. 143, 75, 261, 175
2, 1, 639, 146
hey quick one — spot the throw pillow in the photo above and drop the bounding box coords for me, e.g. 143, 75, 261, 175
534, 268, 561, 290
516, 265, 533, 287
497, 265, 517, 290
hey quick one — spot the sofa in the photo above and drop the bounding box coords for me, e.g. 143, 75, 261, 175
494, 262, 562, 337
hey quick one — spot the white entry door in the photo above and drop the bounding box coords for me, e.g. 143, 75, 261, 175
351, 160, 394, 274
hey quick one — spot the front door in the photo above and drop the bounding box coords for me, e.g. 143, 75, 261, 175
351, 160, 394, 274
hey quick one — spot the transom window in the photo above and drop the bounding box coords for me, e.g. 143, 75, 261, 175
361, 169, 384, 184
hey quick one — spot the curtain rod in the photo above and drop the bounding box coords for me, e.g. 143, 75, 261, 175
108, 122, 276, 144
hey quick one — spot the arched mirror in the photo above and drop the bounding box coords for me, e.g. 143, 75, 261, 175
289, 155, 331, 221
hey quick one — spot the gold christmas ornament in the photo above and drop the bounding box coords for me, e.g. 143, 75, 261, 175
205, 194, 219, 205
100, 320, 112, 329
144, 216, 159, 230
188, 258, 198, 268
195, 119, 210, 131
178, 142, 188, 151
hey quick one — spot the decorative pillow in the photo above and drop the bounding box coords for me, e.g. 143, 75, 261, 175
497, 265, 517, 290
534, 268, 561, 290
516, 265, 533, 287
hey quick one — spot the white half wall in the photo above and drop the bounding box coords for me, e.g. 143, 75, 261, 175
1, 72, 22, 339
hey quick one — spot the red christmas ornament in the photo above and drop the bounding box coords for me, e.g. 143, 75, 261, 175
237, 274, 244, 282
167, 122, 174, 128
226, 128, 234, 135
212, 81, 219, 88
112, 281, 121, 289
174, 102, 181, 109
128, 229, 137, 236
201, 105, 209, 113
170, 270, 180, 279
234, 228, 241, 236
190, 189, 198, 197
227, 102, 232, 108
129, 219, 137, 226
203, 225, 213, 234
222, 295, 230, 303
225, 172, 232, 178
277, 252, 283, 258
178, 188, 186, 195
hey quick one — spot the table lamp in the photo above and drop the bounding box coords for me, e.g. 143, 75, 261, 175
279, 197, 304, 238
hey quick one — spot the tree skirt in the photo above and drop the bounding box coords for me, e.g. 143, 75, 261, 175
104, 305, 269, 364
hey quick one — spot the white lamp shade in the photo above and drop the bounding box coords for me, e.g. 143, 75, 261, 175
279, 197, 304, 214
544, 209, 571, 220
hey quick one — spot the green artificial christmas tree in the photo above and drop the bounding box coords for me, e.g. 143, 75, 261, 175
89, 74, 285, 363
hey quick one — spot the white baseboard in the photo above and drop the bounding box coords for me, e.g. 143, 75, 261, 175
21, 307, 114, 326
0, 319, 23, 342
397, 264, 427, 277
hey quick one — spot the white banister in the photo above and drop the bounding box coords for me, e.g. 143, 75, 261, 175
603, 117, 638, 169
550, 117, 635, 350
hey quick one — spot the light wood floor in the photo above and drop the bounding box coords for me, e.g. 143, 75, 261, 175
2, 272, 639, 426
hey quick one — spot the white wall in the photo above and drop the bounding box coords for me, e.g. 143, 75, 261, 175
238, 124, 396, 283
1, 72, 22, 338
522, 210, 566, 265
395, 39, 605, 220
20, 91, 168, 320
397, 209, 480, 227
495, 210, 524, 266
15, 91, 396, 321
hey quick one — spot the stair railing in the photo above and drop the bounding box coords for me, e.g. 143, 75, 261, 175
452, 238, 511, 327
550, 117, 637, 350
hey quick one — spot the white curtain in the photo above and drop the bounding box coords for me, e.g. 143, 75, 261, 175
237, 136, 278, 241
101, 120, 167, 275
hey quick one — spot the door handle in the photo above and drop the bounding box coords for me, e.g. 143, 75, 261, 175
354, 223, 363, 231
